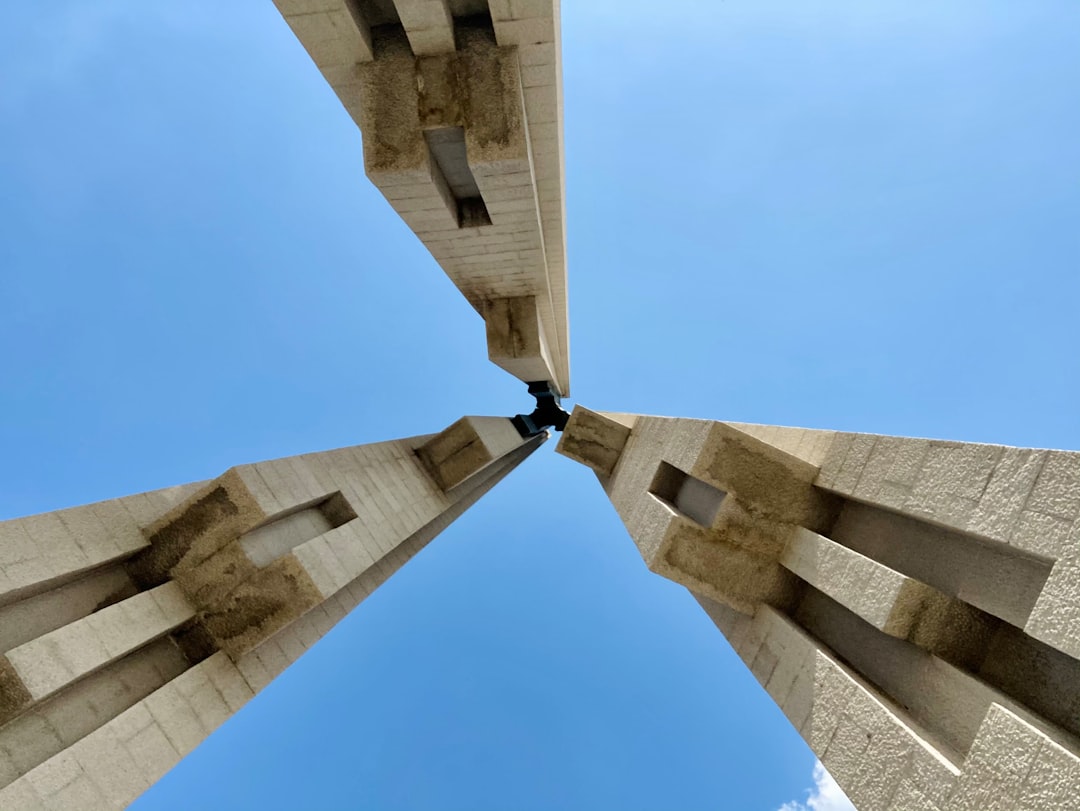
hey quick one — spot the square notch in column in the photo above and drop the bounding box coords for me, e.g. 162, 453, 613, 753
424, 127, 492, 227
650, 462, 727, 528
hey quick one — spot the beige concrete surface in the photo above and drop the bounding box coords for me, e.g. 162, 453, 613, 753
558, 408, 1080, 811
0, 418, 542, 809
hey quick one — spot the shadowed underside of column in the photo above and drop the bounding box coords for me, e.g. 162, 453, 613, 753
557, 406, 1080, 811
0, 417, 543, 810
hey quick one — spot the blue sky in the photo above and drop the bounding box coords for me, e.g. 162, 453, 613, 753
1, 2, 1078, 809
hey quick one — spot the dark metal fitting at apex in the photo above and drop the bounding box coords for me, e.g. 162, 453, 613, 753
511, 381, 570, 437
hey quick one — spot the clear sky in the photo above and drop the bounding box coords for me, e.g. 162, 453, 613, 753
1, 2, 1078, 809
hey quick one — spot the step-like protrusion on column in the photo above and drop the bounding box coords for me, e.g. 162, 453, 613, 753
816, 435, 1080, 659
780, 527, 996, 666
0, 484, 205, 610
0, 417, 543, 808
558, 407, 1080, 811
416, 416, 529, 492
558, 408, 838, 613
271, 0, 570, 396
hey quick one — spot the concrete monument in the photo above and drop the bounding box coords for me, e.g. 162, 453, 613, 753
557, 407, 1080, 811
0, 417, 543, 808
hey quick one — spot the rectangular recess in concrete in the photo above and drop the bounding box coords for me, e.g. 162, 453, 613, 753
423, 127, 492, 227
240, 493, 357, 568
649, 462, 726, 528
794, 585, 1080, 766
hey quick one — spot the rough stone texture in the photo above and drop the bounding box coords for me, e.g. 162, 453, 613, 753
0, 418, 542, 808
0, 656, 32, 727
416, 416, 529, 492
0, 483, 204, 611
559, 408, 1080, 811
274, 0, 570, 395
815, 428, 1080, 660
554, 406, 631, 477
6, 583, 195, 703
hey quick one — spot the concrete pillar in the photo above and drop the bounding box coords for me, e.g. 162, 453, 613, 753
272, 0, 571, 396
557, 407, 1080, 811
0, 417, 543, 809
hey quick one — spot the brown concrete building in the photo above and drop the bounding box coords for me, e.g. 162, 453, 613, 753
557, 407, 1080, 811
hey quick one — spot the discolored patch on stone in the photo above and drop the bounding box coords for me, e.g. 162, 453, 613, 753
556, 406, 631, 478
417, 417, 522, 492
900, 589, 998, 672
128, 469, 267, 588
0, 655, 33, 726
658, 515, 798, 615
200, 556, 323, 659
174, 541, 258, 610
484, 296, 555, 385
172, 621, 219, 666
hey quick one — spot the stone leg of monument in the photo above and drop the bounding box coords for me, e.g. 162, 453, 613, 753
272, 0, 571, 396
557, 407, 1080, 811
0, 417, 543, 810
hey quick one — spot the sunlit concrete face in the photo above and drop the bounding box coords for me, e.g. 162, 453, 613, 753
0, 418, 543, 809
0, 3, 569, 806
558, 407, 1080, 811
273, 0, 571, 396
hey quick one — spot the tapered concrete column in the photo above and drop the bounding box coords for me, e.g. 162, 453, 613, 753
273, 0, 570, 395
392, 0, 456, 55
0, 417, 543, 809
557, 407, 1080, 811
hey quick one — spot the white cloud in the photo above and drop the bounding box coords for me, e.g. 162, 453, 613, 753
778, 761, 857, 811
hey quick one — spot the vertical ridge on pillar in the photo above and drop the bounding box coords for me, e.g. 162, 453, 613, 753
557, 407, 1080, 811
0, 417, 543, 809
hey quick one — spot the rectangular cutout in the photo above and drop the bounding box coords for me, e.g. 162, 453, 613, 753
650, 462, 726, 528
240, 493, 357, 568
424, 127, 492, 228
